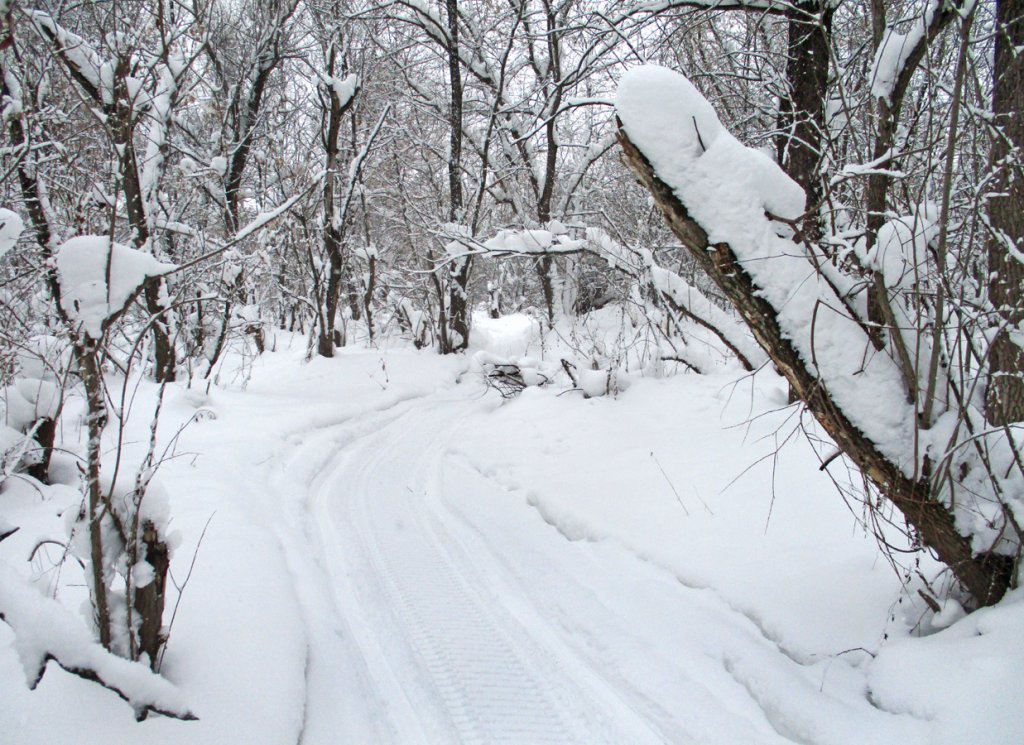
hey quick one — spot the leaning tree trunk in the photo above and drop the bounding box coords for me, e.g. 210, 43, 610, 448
986, 0, 1024, 426
617, 128, 1013, 606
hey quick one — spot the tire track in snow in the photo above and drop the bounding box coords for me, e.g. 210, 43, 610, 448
308, 395, 667, 744
268, 396, 438, 745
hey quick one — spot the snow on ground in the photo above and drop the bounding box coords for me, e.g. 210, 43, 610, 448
2, 314, 1022, 744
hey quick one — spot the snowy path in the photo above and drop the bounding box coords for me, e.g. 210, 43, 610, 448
292, 396, 662, 743
6, 344, 1018, 745
275, 389, 819, 745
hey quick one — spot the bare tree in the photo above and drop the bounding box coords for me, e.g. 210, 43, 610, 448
985, 0, 1024, 425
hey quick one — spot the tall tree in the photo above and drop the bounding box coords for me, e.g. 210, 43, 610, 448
985, 0, 1024, 425
443, 0, 471, 352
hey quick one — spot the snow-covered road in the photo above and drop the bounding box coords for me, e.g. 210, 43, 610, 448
276, 391, 833, 745
283, 396, 663, 743
5, 341, 1021, 745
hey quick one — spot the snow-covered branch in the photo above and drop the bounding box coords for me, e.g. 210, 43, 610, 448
0, 564, 196, 721
55, 236, 176, 340
615, 64, 1014, 606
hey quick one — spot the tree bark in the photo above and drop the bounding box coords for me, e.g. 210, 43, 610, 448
316, 42, 359, 358
985, 0, 1024, 425
133, 520, 169, 669
78, 343, 113, 649
535, 1, 563, 327
318, 59, 346, 358
444, 0, 471, 353
776, 1, 832, 240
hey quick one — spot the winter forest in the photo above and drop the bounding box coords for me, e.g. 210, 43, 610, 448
0, 0, 1022, 742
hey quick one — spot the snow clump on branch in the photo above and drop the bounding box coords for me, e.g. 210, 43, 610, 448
0, 208, 23, 259
54, 236, 175, 339
615, 65, 805, 224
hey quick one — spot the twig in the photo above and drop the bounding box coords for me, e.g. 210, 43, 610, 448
651, 451, 689, 516
157, 512, 215, 672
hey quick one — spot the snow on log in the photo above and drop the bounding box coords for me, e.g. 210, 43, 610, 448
615, 65, 916, 472
54, 236, 175, 339
0, 563, 196, 721
483, 229, 585, 255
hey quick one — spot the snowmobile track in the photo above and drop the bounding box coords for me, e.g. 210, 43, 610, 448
307, 396, 666, 744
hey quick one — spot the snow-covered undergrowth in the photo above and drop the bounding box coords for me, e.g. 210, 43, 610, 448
2, 313, 1022, 744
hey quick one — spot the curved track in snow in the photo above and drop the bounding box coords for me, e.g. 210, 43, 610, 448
277, 389, 819, 745
294, 395, 666, 744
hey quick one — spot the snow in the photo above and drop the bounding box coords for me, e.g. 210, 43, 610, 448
644, 255, 766, 368
0, 207, 23, 259
231, 185, 323, 243
615, 65, 918, 473
483, 228, 585, 255
329, 74, 359, 108
28, 13, 111, 105
867, 590, 1024, 742
615, 65, 804, 223
0, 425, 30, 472
0, 563, 194, 720
10, 378, 61, 423
1, 324, 1021, 743
868, 204, 938, 290
55, 236, 175, 339
869, 1, 940, 103
15, 335, 71, 382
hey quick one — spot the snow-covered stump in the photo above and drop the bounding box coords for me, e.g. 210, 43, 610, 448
615, 65, 1015, 607
132, 520, 170, 669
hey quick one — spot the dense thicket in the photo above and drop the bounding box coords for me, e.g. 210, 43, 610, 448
0, 0, 1020, 691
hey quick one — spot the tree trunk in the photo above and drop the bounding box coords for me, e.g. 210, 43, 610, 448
111, 64, 177, 383
317, 43, 353, 358
618, 128, 1013, 606
443, 0, 471, 353
364, 254, 376, 342
986, 0, 1024, 425
448, 257, 471, 350
320, 250, 342, 358
78, 343, 113, 649
535, 1, 563, 327
777, 1, 832, 240
133, 520, 169, 669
